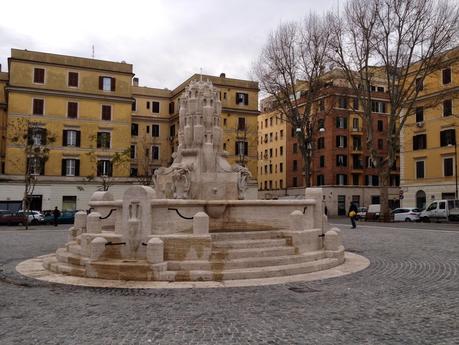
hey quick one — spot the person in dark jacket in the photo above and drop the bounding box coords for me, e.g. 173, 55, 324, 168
53, 207, 61, 227
348, 202, 358, 229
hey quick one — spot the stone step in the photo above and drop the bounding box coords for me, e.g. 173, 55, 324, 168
44, 256, 86, 277
167, 251, 325, 271
169, 257, 341, 281
212, 238, 288, 250
211, 230, 285, 241
67, 244, 82, 256
88, 260, 165, 281
56, 248, 85, 266
211, 246, 296, 260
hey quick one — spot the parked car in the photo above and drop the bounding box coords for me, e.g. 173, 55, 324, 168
365, 204, 380, 221
17, 210, 45, 224
391, 208, 421, 222
44, 210, 76, 224
420, 199, 459, 222
356, 207, 367, 220
0, 210, 27, 226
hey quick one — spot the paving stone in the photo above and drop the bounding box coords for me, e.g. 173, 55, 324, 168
0, 224, 457, 344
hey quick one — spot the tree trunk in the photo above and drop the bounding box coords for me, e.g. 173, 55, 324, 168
379, 166, 391, 222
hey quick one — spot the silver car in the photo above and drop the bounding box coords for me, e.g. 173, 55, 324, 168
391, 208, 421, 222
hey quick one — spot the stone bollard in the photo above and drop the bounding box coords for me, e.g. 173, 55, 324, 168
87, 212, 102, 233
289, 210, 304, 231
68, 227, 79, 241
146, 238, 164, 264
193, 212, 209, 235
324, 230, 340, 251
90, 237, 107, 260
74, 211, 87, 232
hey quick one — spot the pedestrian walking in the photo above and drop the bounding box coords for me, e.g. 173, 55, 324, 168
53, 206, 61, 227
348, 202, 358, 229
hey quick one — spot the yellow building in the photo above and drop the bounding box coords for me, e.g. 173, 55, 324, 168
0, 70, 8, 174
401, 47, 459, 208
170, 73, 259, 177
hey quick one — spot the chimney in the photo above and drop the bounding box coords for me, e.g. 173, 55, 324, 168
220, 73, 226, 78
133, 77, 139, 86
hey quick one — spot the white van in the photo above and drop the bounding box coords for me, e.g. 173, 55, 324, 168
420, 199, 459, 222
365, 204, 380, 221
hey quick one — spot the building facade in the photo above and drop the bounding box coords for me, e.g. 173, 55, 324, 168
0, 49, 259, 211
258, 70, 400, 215
401, 47, 459, 208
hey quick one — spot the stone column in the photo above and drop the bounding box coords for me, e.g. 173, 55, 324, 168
305, 188, 324, 229
193, 212, 209, 235
289, 210, 305, 231
146, 238, 164, 264
87, 212, 102, 233
90, 237, 107, 260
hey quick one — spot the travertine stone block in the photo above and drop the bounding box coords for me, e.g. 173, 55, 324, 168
289, 210, 305, 231
74, 211, 87, 231
305, 188, 324, 228
193, 212, 209, 235
68, 227, 79, 241
146, 238, 164, 264
87, 212, 102, 233
90, 237, 107, 260
324, 230, 340, 251
122, 186, 156, 237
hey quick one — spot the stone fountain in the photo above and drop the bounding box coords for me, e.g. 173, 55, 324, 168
43, 79, 345, 282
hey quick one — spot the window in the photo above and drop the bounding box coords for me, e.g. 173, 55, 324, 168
336, 174, 348, 185
131, 123, 139, 136
146, 101, 150, 109
130, 145, 136, 159
97, 160, 112, 176
280, 146, 284, 156
269, 164, 273, 173
151, 124, 160, 137
319, 156, 325, 168
236, 92, 249, 105
101, 105, 111, 121
318, 137, 325, 149
378, 139, 384, 150
317, 175, 325, 186
293, 177, 298, 187
28, 127, 47, 146
63, 130, 80, 147
61, 159, 79, 177
27, 157, 45, 175
169, 102, 175, 114
353, 97, 359, 110
97, 132, 111, 149
269, 133, 273, 142
67, 102, 78, 118
413, 134, 427, 150
293, 160, 298, 171
336, 155, 347, 167
223, 118, 227, 127
279, 130, 284, 138
440, 129, 456, 147
146, 125, 150, 134
237, 117, 246, 130
337, 97, 347, 109
366, 156, 376, 168
352, 174, 360, 185
34, 68, 45, 84
416, 160, 425, 179
269, 148, 273, 158
352, 118, 359, 130
415, 107, 424, 123
352, 136, 362, 150
33, 98, 44, 115
270, 118, 273, 126
336, 136, 347, 148
62, 196, 77, 211
318, 119, 324, 130
444, 157, 454, 177
152, 101, 160, 113
235, 141, 248, 156
336, 117, 347, 129
152, 145, 160, 160
365, 175, 379, 186
443, 99, 452, 117
130, 168, 138, 177
377, 120, 383, 131
132, 100, 137, 111
293, 143, 298, 154
280, 180, 283, 189
99, 76, 115, 91
371, 101, 387, 113
279, 163, 283, 172
68, 72, 78, 87
442, 68, 451, 85
170, 125, 176, 138
415, 77, 423, 91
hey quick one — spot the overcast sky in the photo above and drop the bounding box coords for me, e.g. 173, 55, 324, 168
0, 0, 337, 89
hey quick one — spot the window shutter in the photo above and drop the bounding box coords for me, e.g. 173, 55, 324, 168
108, 162, 113, 177
244, 142, 248, 156
75, 160, 80, 176
97, 134, 101, 148
27, 127, 33, 145
40, 159, 45, 175
41, 128, 47, 145
336, 117, 340, 128
244, 94, 248, 105
76, 131, 81, 147
99, 76, 103, 90
63, 130, 68, 146
61, 159, 66, 176
344, 117, 348, 129
344, 136, 347, 148
111, 77, 116, 91
336, 136, 339, 147
97, 161, 102, 176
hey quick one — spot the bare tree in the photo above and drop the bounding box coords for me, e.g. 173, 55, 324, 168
330, 0, 459, 220
134, 133, 156, 186
253, 14, 332, 187
8, 119, 55, 229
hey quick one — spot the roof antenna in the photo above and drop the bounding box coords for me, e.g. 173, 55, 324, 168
92, 45, 95, 59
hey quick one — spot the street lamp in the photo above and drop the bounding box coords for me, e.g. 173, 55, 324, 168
447, 137, 458, 199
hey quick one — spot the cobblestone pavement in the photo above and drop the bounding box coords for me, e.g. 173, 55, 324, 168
0, 224, 458, 345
